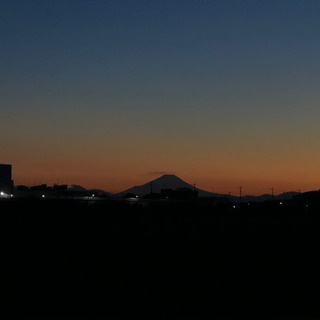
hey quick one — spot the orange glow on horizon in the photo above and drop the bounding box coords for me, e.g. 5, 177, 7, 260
11, 159, 320, 196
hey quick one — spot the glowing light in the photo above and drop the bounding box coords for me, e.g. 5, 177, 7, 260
42, 195, 45, 198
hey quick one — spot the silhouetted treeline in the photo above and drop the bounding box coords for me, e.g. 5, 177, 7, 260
0, 198, 320, 318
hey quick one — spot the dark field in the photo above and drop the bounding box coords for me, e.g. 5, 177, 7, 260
0, 198, 319, 318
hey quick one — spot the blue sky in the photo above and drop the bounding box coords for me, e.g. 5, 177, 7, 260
1, 0, 320, 193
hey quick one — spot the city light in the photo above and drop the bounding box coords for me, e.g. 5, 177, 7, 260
0, 192, 13, 199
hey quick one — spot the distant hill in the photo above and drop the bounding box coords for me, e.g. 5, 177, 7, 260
241, 191, 298, 203
68, 185, 111, 197
118, 174, 223, 198
68, 185, 87, 192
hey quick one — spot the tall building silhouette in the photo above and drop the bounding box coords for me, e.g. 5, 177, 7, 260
0, 164, 14, 193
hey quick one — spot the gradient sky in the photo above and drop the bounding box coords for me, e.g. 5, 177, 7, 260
1, 0, 320, 195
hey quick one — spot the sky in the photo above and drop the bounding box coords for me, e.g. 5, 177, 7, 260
1, 0, 320, 195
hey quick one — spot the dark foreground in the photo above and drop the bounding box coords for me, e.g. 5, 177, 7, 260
0, 198, 320, 318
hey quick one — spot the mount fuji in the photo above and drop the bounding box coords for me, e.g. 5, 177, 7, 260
119, 174, 217, 197
118, 174, 299, 201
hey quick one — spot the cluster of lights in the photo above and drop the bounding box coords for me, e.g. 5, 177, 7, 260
0, 192, 13, 198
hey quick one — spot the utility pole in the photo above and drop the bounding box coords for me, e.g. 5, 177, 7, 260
239, 186, 242, 203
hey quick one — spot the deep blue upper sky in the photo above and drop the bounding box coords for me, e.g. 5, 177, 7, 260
2, 0, 320, 106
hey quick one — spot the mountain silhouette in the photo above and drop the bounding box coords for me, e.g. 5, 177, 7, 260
240, 191, 298, 203
119, 174, 215, 197
68, 184, 111, 196
119, 174, 299, 200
